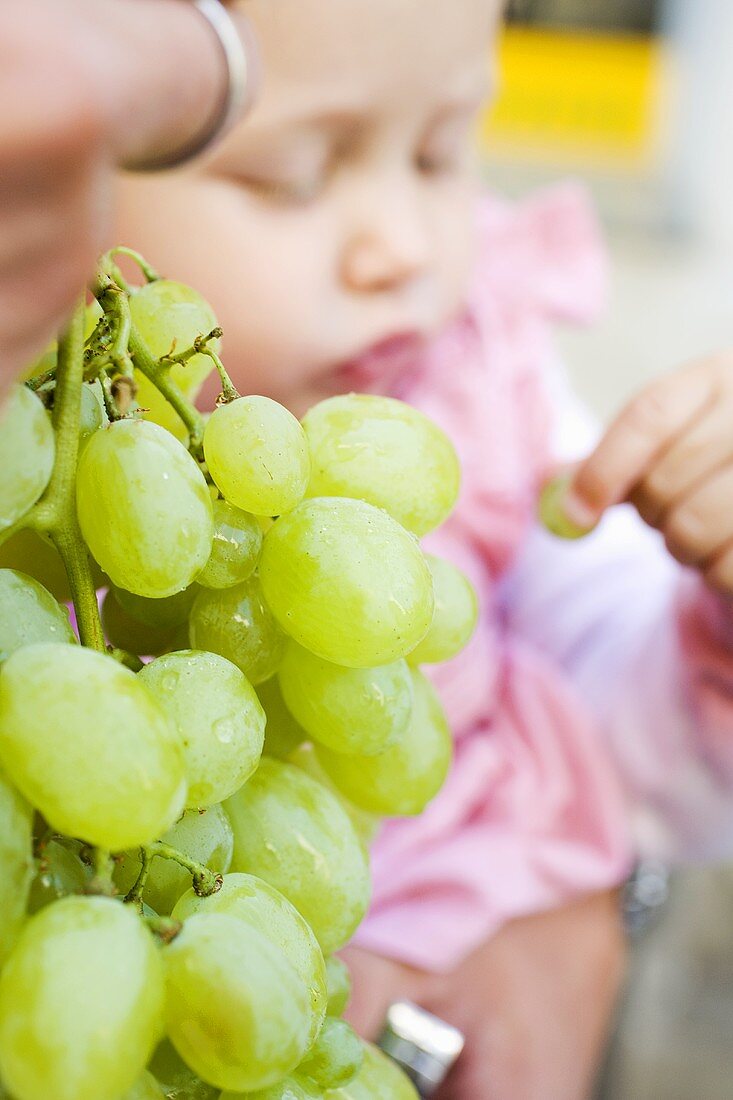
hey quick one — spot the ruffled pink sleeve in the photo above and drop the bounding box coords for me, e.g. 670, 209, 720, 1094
352, 185, 634, 973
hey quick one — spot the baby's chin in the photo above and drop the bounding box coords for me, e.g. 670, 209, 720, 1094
196, 360, 339, 418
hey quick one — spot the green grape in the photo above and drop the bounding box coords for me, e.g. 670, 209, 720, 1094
77, 382, 107, 454
256, 677, 306, 760
0, 528, 72, 603
0, 768, 33, 966
316, 670, 451, 816
407, 555, 478, 666
164, 912, 312, 1092
279, 644, 412, 755
298, 1018, 363, 1090
124, 1070, 166, 1099
0, 644, 186, 850
0, 385, 54, 532
324, 1043, 418, 1099
0, 569, 76, 662
0, 896, 165, 1100
139, 651, 264, 808
287, 744, 380, 848
76, 420, 213, 598
28, 839, 89, 914
148, 1040, 219, 1100
325, 957, 351, 1017
189, 576, 286, 686
303, 394, 460, 537
101, 589, 177, 657
165, 623, 193, 654
197, 501, 263, 590
219, 1075, 321, 1099
115, 585, 199, 630
173, 871, 327, 1047
225, 759, 370, 955
259, 499, 434, 668
114, 805, 233, 916
204, 396, 310, 517
538, 473, 596, 540
130, 279, 220, 440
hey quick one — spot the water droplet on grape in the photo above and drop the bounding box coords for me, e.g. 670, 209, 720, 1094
213, 718, 235, 745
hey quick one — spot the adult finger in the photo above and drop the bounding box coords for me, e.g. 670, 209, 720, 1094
99, 0, 260, 169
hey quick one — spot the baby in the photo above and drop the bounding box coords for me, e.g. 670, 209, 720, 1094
116, 2, 733, 1096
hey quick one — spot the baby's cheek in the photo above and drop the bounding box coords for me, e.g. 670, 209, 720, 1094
431, 185, 480, 324
115, 175, 328, 406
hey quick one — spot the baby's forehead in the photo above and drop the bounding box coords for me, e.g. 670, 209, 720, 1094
241, 0, 496, 109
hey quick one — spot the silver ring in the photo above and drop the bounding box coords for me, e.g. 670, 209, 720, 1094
141, 0, 251, 171
378, 1001, 465, 1097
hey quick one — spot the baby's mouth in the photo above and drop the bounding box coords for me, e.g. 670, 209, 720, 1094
332, 332, 427, 392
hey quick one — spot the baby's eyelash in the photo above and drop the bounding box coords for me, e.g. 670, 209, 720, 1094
244, 175, 324, 205
415, 151, 458, 175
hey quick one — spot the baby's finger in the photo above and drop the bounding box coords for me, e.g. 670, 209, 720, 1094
661, 464, 733, 567
706, 541, 733, 594
630, 382, 733, 527
563, 362, 720, 529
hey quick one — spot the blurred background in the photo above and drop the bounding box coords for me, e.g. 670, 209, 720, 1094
480, 2, 733, 1096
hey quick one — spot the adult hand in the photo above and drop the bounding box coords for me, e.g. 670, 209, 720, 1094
561, 355, 733, 593
343, 889, 626, 1100
0, 0, 257, 396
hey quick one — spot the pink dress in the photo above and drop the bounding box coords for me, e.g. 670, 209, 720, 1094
351, 183, 733, 973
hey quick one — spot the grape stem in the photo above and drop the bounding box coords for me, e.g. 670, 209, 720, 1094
109, 648, 144, 672
104, 283, 135, 379
98, 369, 124, 422
87, 847, 116, 897
146, 915, 183, 945
106, 246, 161, 284
146, 842, 224, 897
0, 302, 107, 650
45, 307, 106, 651
129, 319, 206, 458
160, 328, 222, 369
26, 368, 57, 392
162, 328, 240, 405
91, 259, 214, 459
125, 848, 153, 912
93, 263, 207, 459
208, 347, 239, 405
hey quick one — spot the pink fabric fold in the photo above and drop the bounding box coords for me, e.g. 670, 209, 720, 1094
357, 644, 631, 972
677, 579, 733, 789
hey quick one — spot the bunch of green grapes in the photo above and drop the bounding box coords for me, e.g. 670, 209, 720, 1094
0, 251, 480, 1100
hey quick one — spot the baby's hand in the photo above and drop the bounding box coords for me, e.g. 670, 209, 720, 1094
562, 355, 733, 593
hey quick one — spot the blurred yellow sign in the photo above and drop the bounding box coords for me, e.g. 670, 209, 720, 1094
481, 27, 665, 171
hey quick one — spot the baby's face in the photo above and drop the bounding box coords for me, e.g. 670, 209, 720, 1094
116, 0, 499, 414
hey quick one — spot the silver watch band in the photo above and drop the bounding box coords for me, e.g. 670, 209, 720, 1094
139, 0, 251, 171
378, 1001, 465, 1097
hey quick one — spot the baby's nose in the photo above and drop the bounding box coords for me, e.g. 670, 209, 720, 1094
341, 195, 431, 294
